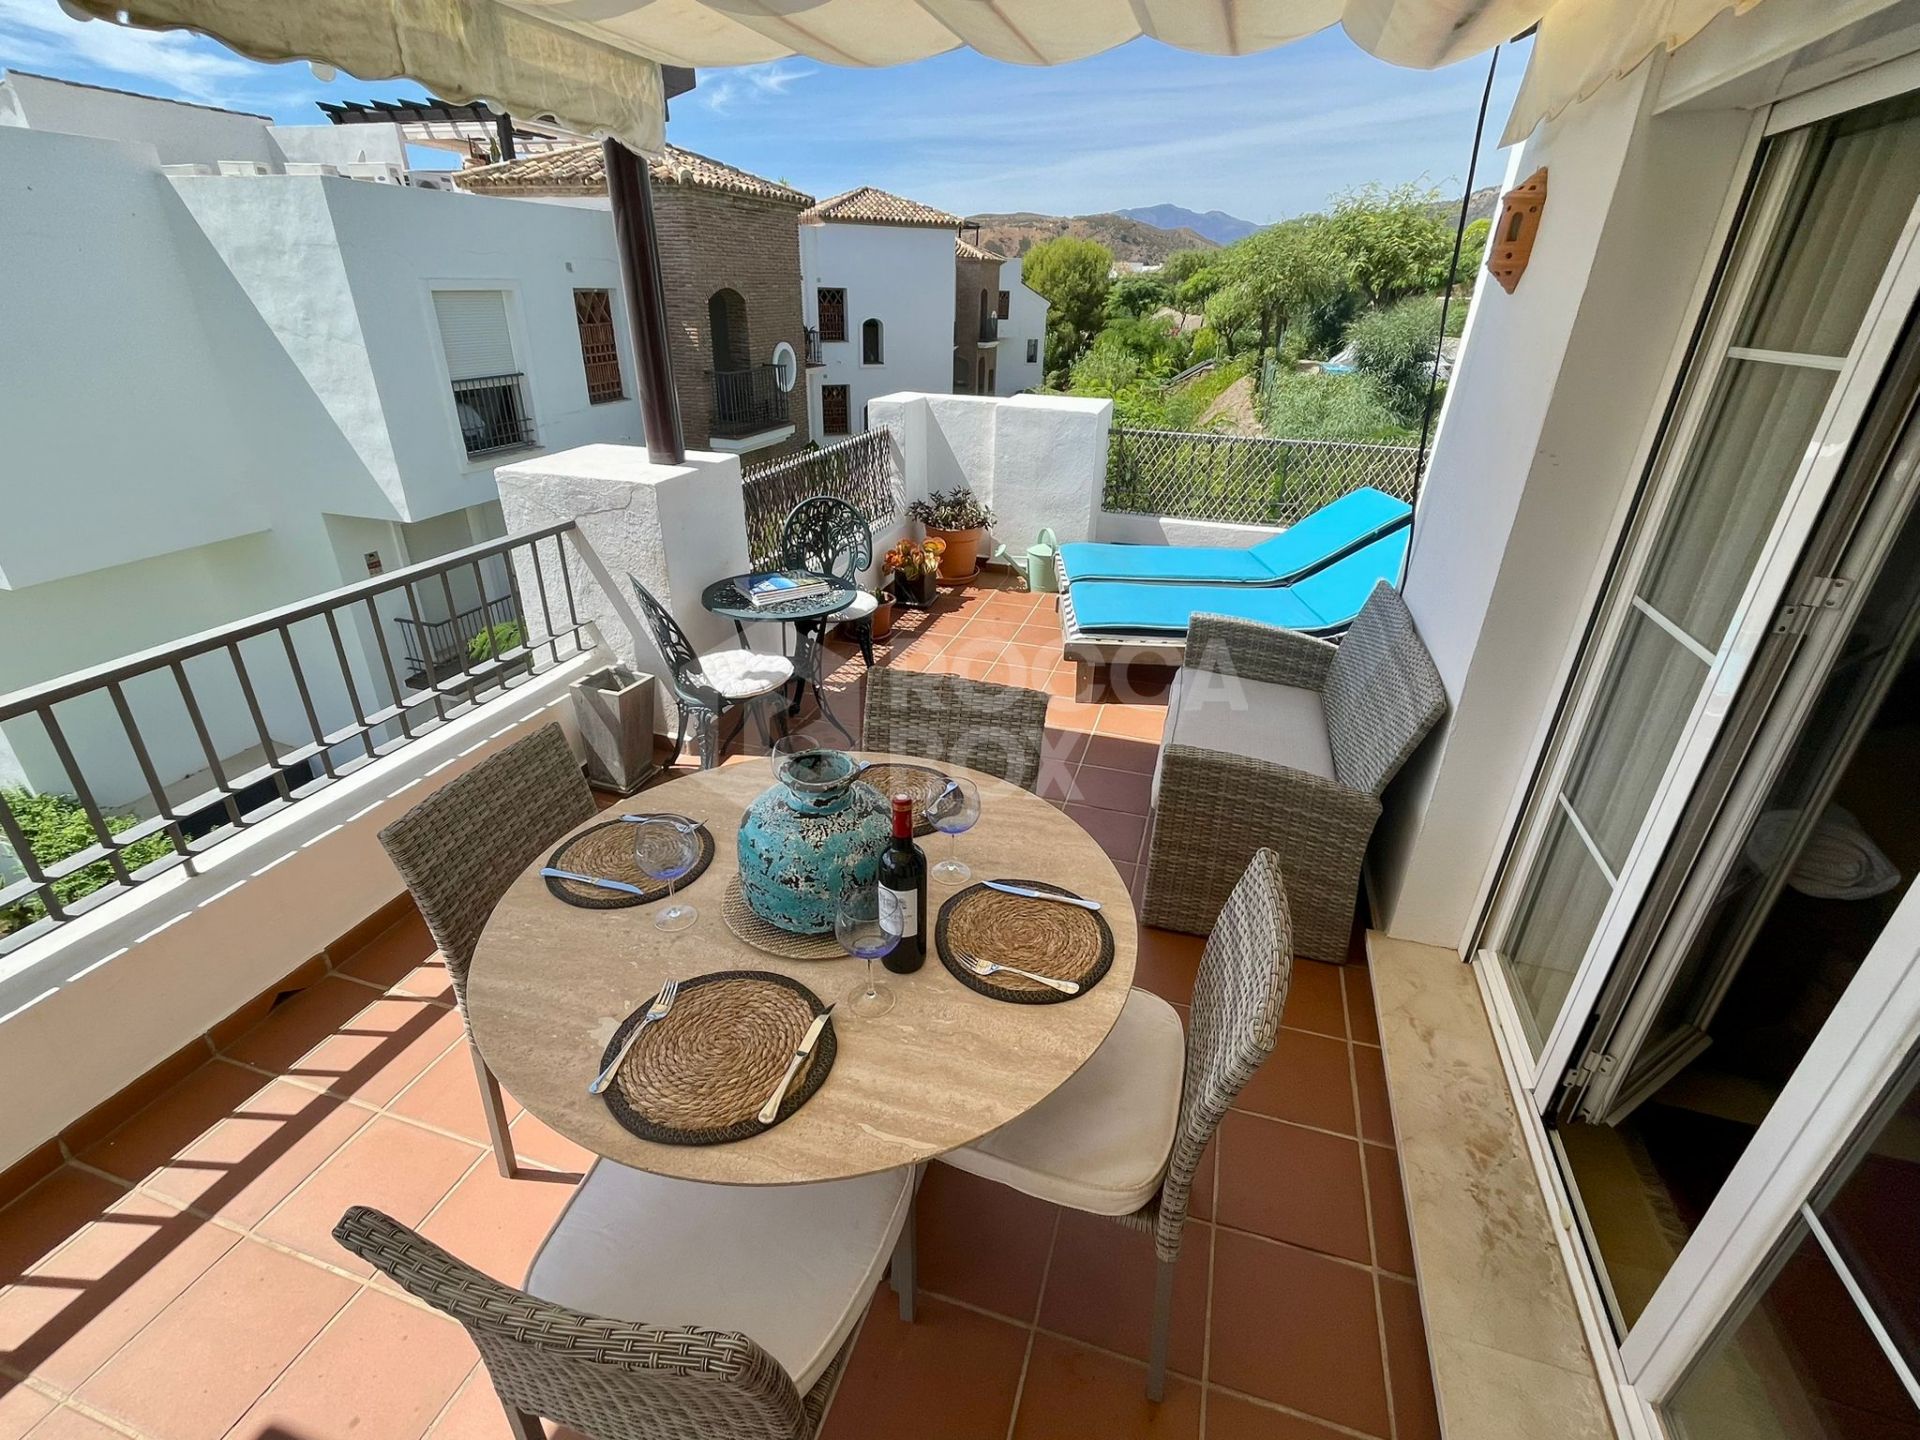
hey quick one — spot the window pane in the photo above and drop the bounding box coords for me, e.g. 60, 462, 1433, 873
1638, 360, 1834, 649
1502, 811, 1613, 1051
1739, 94, 1920, 357
1563, 607, 1707, 872
1817, 1058, 1920, 1380
1665, 1224, 1919, 1440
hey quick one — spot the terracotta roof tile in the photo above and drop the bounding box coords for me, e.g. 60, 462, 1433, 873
800, 186, 959, 228
955, 237, 1005, 262
456, 142, 812, 207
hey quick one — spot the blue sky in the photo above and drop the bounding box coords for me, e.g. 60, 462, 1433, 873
1, 0, 1528, 221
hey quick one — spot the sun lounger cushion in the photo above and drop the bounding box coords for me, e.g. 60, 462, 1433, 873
1068, 525, 1410, 636
1057, 487, 1409, 586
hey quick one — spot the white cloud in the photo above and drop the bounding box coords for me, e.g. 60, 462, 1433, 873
690, 59, 816, 114
0, 0, 267, 102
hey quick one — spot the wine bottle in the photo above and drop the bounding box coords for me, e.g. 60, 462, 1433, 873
877, 792, 927, 972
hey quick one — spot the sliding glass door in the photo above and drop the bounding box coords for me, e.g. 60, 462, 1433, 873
1483, 93, 1920, 1095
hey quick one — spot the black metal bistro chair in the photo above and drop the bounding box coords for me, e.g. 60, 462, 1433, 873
780, 496, 880, 672
630, 578, 793, 768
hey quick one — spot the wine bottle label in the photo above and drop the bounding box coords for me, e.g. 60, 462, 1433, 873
879, 884, 919, 938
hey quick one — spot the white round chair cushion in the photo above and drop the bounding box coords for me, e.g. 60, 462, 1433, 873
839, 591, 879, 621
692, 648, 795, 700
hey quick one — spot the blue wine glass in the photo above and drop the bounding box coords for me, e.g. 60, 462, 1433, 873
927, 776, 981, 886
836, 882, 900, 1018
633, 817, 699, 932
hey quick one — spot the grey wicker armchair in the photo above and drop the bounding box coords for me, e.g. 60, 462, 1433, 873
916, 849, 1292, 1400
1143, 581, 1445, 959
333, 1196, 882, 1440
862, 667, 1049, 791
377, 722, 595, 1175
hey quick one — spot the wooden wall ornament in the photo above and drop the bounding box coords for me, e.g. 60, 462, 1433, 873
1487, 168, 1547, 294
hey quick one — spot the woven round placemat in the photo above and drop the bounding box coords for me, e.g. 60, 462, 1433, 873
721, 877, 845, 960
545, 815, 713, 909
601, 970, 835, 1145
935, 879, 1114, 1004
855, 761, 950, 836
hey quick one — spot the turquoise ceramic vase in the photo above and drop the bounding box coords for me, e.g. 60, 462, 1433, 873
738, 749, 889, 934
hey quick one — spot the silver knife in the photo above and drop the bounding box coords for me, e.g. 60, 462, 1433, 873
984, 880, 1102, 911
758, 1007, 834, 1124
542, 867, 647, 896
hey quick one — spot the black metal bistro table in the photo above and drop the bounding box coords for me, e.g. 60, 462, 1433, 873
701, 571, 858, 744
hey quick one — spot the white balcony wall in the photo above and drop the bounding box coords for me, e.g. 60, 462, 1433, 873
800, 223, 955, 436
1369, 60, 1756, 948
0, 70, 280, 165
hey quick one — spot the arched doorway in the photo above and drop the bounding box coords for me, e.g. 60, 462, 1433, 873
707, 289, 750, 371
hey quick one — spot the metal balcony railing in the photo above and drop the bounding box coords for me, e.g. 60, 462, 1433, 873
395, 592, 523, 687
978, 314, 1000, 343
710, 364, 789, 438
451, 372, 536, 457
0, 527, 592, 954
804, 327, 824, 366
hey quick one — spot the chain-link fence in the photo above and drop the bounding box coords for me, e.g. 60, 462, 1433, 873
1103, 426, 1420, 528
741, 429, 899, 571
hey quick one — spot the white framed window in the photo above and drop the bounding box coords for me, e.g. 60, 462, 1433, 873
433, 290, 534, 457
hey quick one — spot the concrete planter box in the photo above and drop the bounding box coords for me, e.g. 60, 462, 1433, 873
571, 665, 659, 795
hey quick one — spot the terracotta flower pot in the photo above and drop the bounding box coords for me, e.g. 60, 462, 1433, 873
925, 525, 984, 582
870, 596, 896, 641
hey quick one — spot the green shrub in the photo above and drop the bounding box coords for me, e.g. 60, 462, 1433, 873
468, 621, 525, 662
0, 789, 175, 935
1348, 295, 1445, 423
1262, 371, 1417, 444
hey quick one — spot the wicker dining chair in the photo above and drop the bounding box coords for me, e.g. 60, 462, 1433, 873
377, 722, 594, 1176
335, 1153, 915, 1440
781, 496, 880, 668
631, 577, 795, 769
909, 849, 1292, 1400
862, 667, 1050, 791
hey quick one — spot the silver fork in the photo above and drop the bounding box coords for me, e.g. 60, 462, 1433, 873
954, 948, 1080, 995
588, 978, 680, 1094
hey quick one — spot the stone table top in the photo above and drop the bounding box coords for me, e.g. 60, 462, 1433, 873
467, 755, 1137, 1185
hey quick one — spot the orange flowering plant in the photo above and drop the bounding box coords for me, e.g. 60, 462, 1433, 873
885, 536, 946, 581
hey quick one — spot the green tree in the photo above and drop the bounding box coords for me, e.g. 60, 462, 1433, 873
1158, 248, 1217, 287
1022, 236, 1112, 371
1222, 218, 1347, 358
0, 790, 175, 935
1348, 295, 1445, 423
1202, 282, 1260, 357
1174, 266, 1224, 325
1106, 274, 1173, 320
1324, 182, 1452, 305
1455, 217, 1492, 284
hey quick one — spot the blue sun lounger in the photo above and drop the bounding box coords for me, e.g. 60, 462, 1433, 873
1058, 525, 1411, 697
1056, 486, 1410, 587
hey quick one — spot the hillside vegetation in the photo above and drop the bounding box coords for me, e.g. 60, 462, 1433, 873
968, 211, 1215, 265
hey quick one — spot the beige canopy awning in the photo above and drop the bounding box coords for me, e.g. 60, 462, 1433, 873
67, 0, 1770, 154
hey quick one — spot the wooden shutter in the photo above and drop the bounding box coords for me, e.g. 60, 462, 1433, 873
997, 290, 1010, 320
573, 289, 624, 403
817, 288, 847, 343
822, 384, 850, 435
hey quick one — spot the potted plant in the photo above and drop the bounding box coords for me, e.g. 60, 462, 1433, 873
886, 537, 944, 609
906, 487, 997, 582
869, 584, 896, 641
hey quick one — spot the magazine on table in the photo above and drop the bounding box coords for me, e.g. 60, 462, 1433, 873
746, 569, 830, 607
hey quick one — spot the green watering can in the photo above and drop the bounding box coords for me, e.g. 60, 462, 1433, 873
995, 527, 1060, 593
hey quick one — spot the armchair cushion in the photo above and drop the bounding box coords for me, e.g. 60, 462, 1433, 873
1155, 666, 1335, 804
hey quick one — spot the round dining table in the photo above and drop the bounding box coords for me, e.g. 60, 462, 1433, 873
466, 755, 1137, 1186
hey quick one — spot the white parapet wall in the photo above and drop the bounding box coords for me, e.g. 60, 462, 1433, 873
0, 651, 605, 1172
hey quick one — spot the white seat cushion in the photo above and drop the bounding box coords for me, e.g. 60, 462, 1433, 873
838, 590, 879, 620
1154, 666, 1335, 802
692, 648, 795, 700
939, 989, 1185, 1216
526, 1160, 913, 1391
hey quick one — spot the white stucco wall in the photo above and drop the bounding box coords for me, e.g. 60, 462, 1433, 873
0, 70, 277, 164
997, 263, 1049, 394
800, 222, 956, 436
1370, 64, 1757, 948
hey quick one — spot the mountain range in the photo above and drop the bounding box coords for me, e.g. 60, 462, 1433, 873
1115, 204, 1261, 245
966, 211, 1216, 265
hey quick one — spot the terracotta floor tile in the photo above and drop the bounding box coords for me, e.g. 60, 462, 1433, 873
1352, 1042, 1395, 1146
1040, 728, 1091, 769
1080, 732, 1159, 774
1045, 666, 1081, 699
1034, 759, 1076, 803
820, 1293, 1027, 1440
1188, 1136, 1217, 1223
1231, 1030, 1357, 1136
20, 1407, 122, 1439
417, 1161, 579, 1286
1366, 1147, 1415, 1278
1215, 1112, 1370, 1265
1063, 804, 1147, 867
79, 1059, 274, 1187
506, 1110, 595, 1178
1011, 1333, 1201, 1440
334, 909, 437, 987
1096, 705, 1170, 742
916, 1164, 1058, 1321
0, 1170, 127, 1284
77, 1238, 356, 1440
1046, 698, 1105, 734
939, 635, 1008, 666
221, 975, 386, 1071
388, 1044, 523, 1146
231, 1287, 478, 1440
1280, 961, 1347, 1041
0, 1385, 57, 1440
428, 1366, 516, 1439
1208, 1230, 1389, 1435
1380, 1276, 1441, 1440
0, 1188, 239, 1392
1069, 764, 1154, 816
1203, 1390, 1356, 1440
1344, 965, 1381, 1047
1036, 1211, 1207, 1380
1133, 927, 1205, 1005
135, 1076, 372, 1227
963, 617, 1023, 643
386, 959, 458, 1007
256, 1116, 481, 1275
283, 993, 468, 1107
